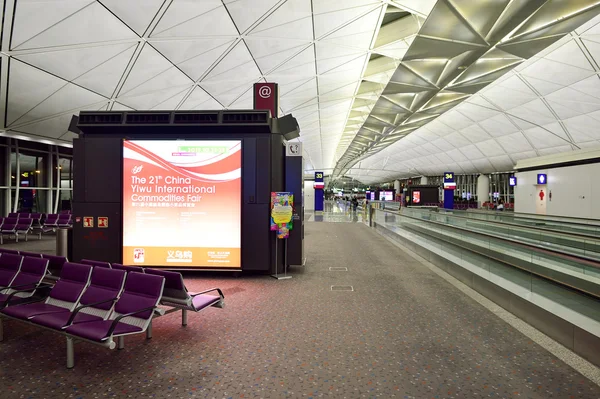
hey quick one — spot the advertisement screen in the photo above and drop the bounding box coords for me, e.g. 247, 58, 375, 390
122, 140, 241, 268
413, 191, 421, 204
382, 191, 394, 201
369, 192, 375, 201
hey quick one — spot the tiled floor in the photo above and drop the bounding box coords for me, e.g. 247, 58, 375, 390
1, 223, 599, 398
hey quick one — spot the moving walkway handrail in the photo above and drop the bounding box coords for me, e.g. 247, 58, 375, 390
433, 209, 600, 241
465, 209, 600, 228
375, 208, 600, 300
378, 208, 600, 270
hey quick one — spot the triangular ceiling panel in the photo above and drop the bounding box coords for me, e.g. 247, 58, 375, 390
152, 4, 238, 37
12, 82, 107, 127
418, 0, 488, 46
320, 7, 382, 50
14, 2, 138, 50
13, 43, 136, 82
248, 0, 313, 41
11, 0, 93, 49
313, 3, 380, 39
117, 84, 193, 110
451, 0, 511, 38
74, 45, 138, 97
100, 0, 165, 36
7, 60, 68, 126
224, 0, 281, 33
245, 39, 311, 73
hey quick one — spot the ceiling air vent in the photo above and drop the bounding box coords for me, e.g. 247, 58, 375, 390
173, 112, 219, 124
125, 113, 170, 124
222, 112, 268, 124
78, 113, 123, 124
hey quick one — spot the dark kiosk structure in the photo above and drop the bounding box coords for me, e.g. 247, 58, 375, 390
72, 110, 300, 275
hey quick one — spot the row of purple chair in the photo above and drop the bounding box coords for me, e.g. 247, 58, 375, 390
76, 259, 226, 327
0, 217, 43, 244
0, 262, 164, 368
43, 213, 72, 231
0, 251, 225, 368
0, 248, 67, 280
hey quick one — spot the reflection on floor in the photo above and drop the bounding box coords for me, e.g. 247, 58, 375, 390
308, 201, 366, 223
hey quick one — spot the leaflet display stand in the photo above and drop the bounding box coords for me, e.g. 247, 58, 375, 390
270, 191, 293, 280
271, 238, 291, 280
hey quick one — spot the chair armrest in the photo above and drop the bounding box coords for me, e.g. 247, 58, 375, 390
2, 282, 53, 303
0, 281, 51, 290
1, 293, 46, 309
189, 288, 224, 300
107, 306, 157, 337
65, 298, 118, 327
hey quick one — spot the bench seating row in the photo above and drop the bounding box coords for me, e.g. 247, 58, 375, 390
0, 252, 224, 368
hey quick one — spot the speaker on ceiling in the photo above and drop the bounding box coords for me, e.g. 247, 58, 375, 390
276, 114, 300, 141
68, 115, 81, 134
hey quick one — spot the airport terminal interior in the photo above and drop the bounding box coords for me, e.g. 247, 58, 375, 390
1, 0, 600, 398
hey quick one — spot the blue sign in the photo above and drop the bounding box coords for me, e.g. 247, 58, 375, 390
537, 174, 547, 185
443, 172, 454, 183
509, 176, 517, 187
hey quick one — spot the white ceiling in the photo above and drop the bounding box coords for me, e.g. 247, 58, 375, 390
349, 13, 600, 184
0, 0, 600, 183
0, 0, 435, 169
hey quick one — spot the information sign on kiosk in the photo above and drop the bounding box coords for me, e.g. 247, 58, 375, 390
443, 172, 455, 210
270, 192, 293, 280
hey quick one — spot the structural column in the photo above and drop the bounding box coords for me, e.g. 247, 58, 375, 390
476, 174, 490, 207
394, 180, 400, 192
421, 176, 428, 184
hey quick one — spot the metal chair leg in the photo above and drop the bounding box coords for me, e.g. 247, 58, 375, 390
182, 309, 188, 326
66, 337, 74, 369
146, 322, 152, 339
117, 336, 125, 350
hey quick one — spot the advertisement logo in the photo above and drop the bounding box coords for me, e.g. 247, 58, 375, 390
131, 165, 143, 174
258, 85, 272, 99
133, 248, 145, 263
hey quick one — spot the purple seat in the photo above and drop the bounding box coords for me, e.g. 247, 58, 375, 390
0, 218, 18, 243
81, 259, 111, 269
15, 218, 33, 242
0, 249, 19, 255
1, 263, 92, 319
18, 213, 30, 219
0, 257, 48, 308
20, 251, 42, 258
145, 268, 224, 325
111, 263, 144, 273
43, 214, 59, 232
0, 254, 23, 289
42, 254, 68, 279
7, 213, 18, 218
31, 267, 126, 330
66, 272, 164, 342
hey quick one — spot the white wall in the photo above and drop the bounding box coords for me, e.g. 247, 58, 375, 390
304, 181, 315, 211
515, 163, 600, 218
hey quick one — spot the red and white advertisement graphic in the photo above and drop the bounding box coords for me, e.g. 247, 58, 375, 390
122, 140, 241, 268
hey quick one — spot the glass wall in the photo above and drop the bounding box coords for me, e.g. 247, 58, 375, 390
0, 137, 72, 215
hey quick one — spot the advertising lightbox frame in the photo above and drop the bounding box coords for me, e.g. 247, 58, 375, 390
121, 139, 242, 269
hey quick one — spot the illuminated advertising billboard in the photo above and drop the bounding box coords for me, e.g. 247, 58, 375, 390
382, 191, 394, 201
122, 140, 241, 268
413, 191, 421, 204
